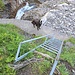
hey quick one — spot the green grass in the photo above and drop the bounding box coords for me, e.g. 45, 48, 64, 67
0, 23, 75, 75
58, 37, 75, 74
0, 0, 5, 10
61, 46, 75, 66
61, 37, 75, 66
58, 64, 69, 75
67, 37, 75, 44
0, 24, 25, 75
32, 60, 51, 75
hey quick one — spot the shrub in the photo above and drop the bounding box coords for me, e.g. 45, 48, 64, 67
0, 24, 25, 75
0, 0, 5, 10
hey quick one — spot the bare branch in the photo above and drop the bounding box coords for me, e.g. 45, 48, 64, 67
34, 51, 54, 60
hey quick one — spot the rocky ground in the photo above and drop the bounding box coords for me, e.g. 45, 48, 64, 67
0, 0, 75, 39
0, 0, 75, 38
44, 3, 75, 37
22, 0, 75, 37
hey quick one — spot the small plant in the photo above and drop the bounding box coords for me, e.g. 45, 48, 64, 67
0, 0, 5, 10
58, 37, 75, 75
0, 24, 25, 75
67, 37, 75, 44
61, 37, 75, 66
58, 64, 69, 75
32, 60, 51, 75
1, 24, 75, 75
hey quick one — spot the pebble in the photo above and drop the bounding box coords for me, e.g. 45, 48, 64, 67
22, 1, 75, 37
44, 3, 75, 37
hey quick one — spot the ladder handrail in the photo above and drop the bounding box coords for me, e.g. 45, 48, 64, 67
20, 34, 53, 44
15, 34, 53, 63
14, 34, 63, 75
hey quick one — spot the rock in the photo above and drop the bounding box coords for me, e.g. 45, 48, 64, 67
22, 1, 61, 20
21, 0, 69, 20
56, 3, 69, 11
38, 0, 46, 3
1, 0, 75, 38
39, 0, 68, 4
43, 3, 75, 37
22, 1, 75, 37
68, 0, 75, 4
22, 7, 50, 20
65, 42, 75, 47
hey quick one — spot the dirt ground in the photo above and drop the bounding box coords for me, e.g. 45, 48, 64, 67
16, 62, 51, 75
16, 59, 75, 75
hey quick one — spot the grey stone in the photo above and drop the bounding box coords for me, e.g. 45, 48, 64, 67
67, 0, 75, 4
21, 1, 75, 37
65, 42, 75, 47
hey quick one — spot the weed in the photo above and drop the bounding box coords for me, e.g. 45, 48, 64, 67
0, 24, 75, 75
58, 64, 69, 75
0, 0, 5, 10
0, 24, 25, 75
67, 37, 75, 44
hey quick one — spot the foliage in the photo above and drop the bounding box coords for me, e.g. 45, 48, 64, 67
59, 37, 75, 74
67, 37, 75, 44
36, 37, 75, 75
32, 60, 51, 75
61, 37, 75, 66
0, 24, 48, 75
58, 64, 69, 75
0, 0, 5, 10
61, 46, 75, 66
0, 24, 25, 75
0, 23, 75, 75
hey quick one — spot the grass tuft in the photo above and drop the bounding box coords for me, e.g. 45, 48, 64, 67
0, 24, 25, 75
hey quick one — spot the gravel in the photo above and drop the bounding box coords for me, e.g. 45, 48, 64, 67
22, 1, 75, 37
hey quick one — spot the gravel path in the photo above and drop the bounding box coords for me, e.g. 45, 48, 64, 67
0, 19, 69, 40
